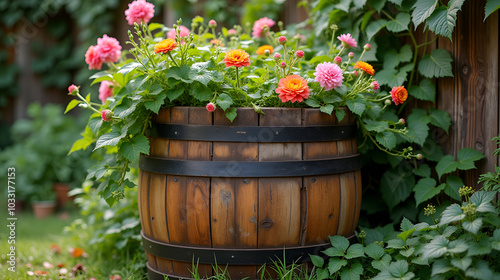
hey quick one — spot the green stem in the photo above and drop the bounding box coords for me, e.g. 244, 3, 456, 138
329, 30, 337, 58
167, 52, 180, 67
235, 66, 240, 88
76, 92, 101, 114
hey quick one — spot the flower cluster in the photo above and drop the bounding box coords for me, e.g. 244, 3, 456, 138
67, 0, 416, 203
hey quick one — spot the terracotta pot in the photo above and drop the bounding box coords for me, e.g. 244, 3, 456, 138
139, 107, 362, 279
53, 182, 74, 208
32, 201, 56, 219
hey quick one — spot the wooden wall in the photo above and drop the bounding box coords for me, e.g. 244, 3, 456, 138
437, 0, 499, 187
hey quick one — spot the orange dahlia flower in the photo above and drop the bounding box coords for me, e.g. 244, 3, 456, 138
354, 61, 375, 76
390, 86, 408, 105
256, 45, 274, 55
210, 39, 224, 47
275, 75, 310, 103
223, 49, 250, 67
154, 39, 177, 54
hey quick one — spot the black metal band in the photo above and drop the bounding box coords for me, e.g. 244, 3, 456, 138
148, 123, 357, 142
140, 154, 361, 177
142, 231, 329, 265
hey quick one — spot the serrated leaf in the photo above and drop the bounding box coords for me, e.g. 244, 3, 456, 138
190, 81, 212, 101
490, 229, 500, 251
95, 131, 126, 150
431, 259, 453, 276
361, 10, 375, 30
353, 0, 367, 8
167, 87, 184, 102
470, 191, 497, 213
408, 79, 436, 102
376, 131, 397, 150
366, 19, 388, 41
364, 119, 389, 133
406, 121, 429, 146
346, 99, 366, 116
412, 0, 438, 27
309, 254, 324, 267
381, 170, 415, 210
444, 176, 462, 201
387, 238, 405, 249
334, 0, 352, 12
413, 164, 431, 177
374, 68, 407, 87
189, 70, 213, 86
386, 13, 411, 32
398, 229, 416, 243
439, 204, 465, 225
225, 107, 237, 122
435, 155, 457, 179
418, 49, 454, 78
399, 247, 415, 258
427, 0, 466, 39
451, 257, 472, 272
328, 258, 347, 275
144, 93, 167, 114
485, 0, 500, 20
345, 244, 365, 259
467, 239, 492, 257
463, 218, 483, 235
370, 0, 387, 12
164, 65, 193, 83
422, 235, 448, 260
456, 148, 485, 170
365, 243, 385, 259
388, 260, 409, 277
400, 217, 414, 232
65, 99, 81, 114
323, 247, 345, 257
119, 135, 150, 162
429, 108, 451, 132
372, 254, 391, 271
335, 109, 346, 122
340, 262, 363, 279
305, 98, 320, 108
320, 104, 334, 115
216, 93, 233, 111
414, 178, 445, 206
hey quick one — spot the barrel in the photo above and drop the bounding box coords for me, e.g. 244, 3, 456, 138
138, 107, 362, 280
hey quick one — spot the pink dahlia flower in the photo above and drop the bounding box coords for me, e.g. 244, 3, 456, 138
167, 25, 190, 43
85, 45, 103, 70
125, 0, 155, 25
314, 62, 344, 91
337, 33, 357, 48
372, 81, 380, 91
227, 29, 237, 35
252, 17, 275, 38
96, 35, 122, 63
99, 81, 114, 104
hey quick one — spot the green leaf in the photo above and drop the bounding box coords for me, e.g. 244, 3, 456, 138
225, 108, 237, 122
95, 131, 126, 150
328, 258, 347, 275
408, 79, 435, 102
335, 109, 346, 122
375, 131, 397, 150
400, 217, 414, 232
399, 247, 415, 258
366, 19, 388, 41
490, 229, 500, 251
422, 235, 448, 260
381, 170, 415, 210
330, 235, 350, 251
353, 0, 367, 8
435, 155, 457, 179
439, 204, 465, 225
361, 10, 375, 30
216, 93, 233, 111
456, 148, 485, 170
309, 254, 324, 267
144, 93, 167, 114
431, 259, 454, 277
167, 87, 184, 102
485, 0, 500, 20
386, 13, 411, 32
323, 247, 344, 257
365, 243, 385, 260
388, 260, 409, 277
345, 244, 365, 259
467, 239, 492, 257
334, 0, 352, 12
370, 0, 387, 12
418, 49, 454, 78
189, 70, 213, 86
119, 135, 150, 162
340, 262, 363, 280
320, 104, 334, 115
190, 82, 212, 101
364, 119, 389, 133
444, 176, 463, 201
387, 238, 405, 249
406, 121, 429, 146
470, 191, 497, 213
412, 164, 431, 177
164, 65, 193, 83
450, 257, 472, 271
463, 218, 483, 235
427, 0, 466, 39
305, 98, 320, 108
466, 260, 496, 279
448, 241, 470, 254
414, 178, 446, 206
412, 0, 438, 27
428, 108, 451, 133
68, 128, 95, 154
398, 229, 416, 243
374, 68, 407, 88
346, 99, 366, 116
65, 100, 81, 114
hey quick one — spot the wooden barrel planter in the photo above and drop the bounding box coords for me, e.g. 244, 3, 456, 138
138, 107, 362, 280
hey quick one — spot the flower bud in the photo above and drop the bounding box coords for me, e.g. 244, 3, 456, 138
278, 36, 287, 45
353, 70, 358, 76
189, 43, 196, 49
348, 52, 354, 59
399, 118, 405, 125
334, 56, 342, 64
206, 102, 215, 112
280, 61, 287, 69
278, 21, 284, 29
274, 53, 281, 60
227, 29, 237, 36
364, 43, 372, 51
295, 50, 304, 58
68, 84, 79, 96
264, 49, 271, 56
385, 99, 392, 106
416, 153, 423, 160
371, 81, 380, 91
208, 19, 217, 28
330, 24, 339, 31
101, 110, 113, 121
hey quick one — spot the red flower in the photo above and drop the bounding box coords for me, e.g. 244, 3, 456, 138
390, 86, 408, 105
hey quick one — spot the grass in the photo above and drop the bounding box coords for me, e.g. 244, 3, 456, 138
0, 209, 147, 280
